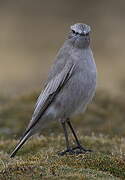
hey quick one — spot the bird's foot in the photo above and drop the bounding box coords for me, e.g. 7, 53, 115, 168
72, 145, 93, 154
58, 148, 75, 156
58, 146, 92, 156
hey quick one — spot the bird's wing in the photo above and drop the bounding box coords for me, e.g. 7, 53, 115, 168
23, 61, 75, 136
10, 61, 75, 158
35, 46, 68, 108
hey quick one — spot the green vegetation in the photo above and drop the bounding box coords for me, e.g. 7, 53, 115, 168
0, 90, 125, 179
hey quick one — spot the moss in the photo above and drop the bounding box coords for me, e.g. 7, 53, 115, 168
0, 135, 125, 179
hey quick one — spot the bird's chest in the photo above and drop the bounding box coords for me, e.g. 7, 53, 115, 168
72, 68, 96, 100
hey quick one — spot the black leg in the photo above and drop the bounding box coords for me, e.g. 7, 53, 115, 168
58, 121, 74, 156
66, 118, 92, 153
66, 118, 81, 146
61, 121, 70, 149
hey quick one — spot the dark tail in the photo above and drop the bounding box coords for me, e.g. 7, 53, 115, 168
10, 131, 31, 158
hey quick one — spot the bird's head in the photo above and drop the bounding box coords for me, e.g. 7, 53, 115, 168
68, 23, 91, 48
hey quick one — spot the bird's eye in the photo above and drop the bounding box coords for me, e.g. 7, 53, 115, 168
72, 30, 79, 35
72, 30, 76, 34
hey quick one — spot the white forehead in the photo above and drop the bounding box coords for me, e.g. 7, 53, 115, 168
70, 23, 91, 34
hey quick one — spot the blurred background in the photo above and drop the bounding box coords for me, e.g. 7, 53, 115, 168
0, 0, 125, 96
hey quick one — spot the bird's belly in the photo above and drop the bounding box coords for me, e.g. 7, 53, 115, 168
47, 71, 96, 119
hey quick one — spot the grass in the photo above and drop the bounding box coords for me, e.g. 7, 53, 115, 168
0, 90, 125, 179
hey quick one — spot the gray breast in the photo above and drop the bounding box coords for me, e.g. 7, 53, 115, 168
52, 56, 96, 119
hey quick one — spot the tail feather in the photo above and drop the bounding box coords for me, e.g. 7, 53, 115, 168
10, 131, 31, 158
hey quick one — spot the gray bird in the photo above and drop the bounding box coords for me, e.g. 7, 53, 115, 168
10, 23, 97, 157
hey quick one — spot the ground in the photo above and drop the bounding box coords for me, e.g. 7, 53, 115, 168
0, 90, 125, 179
